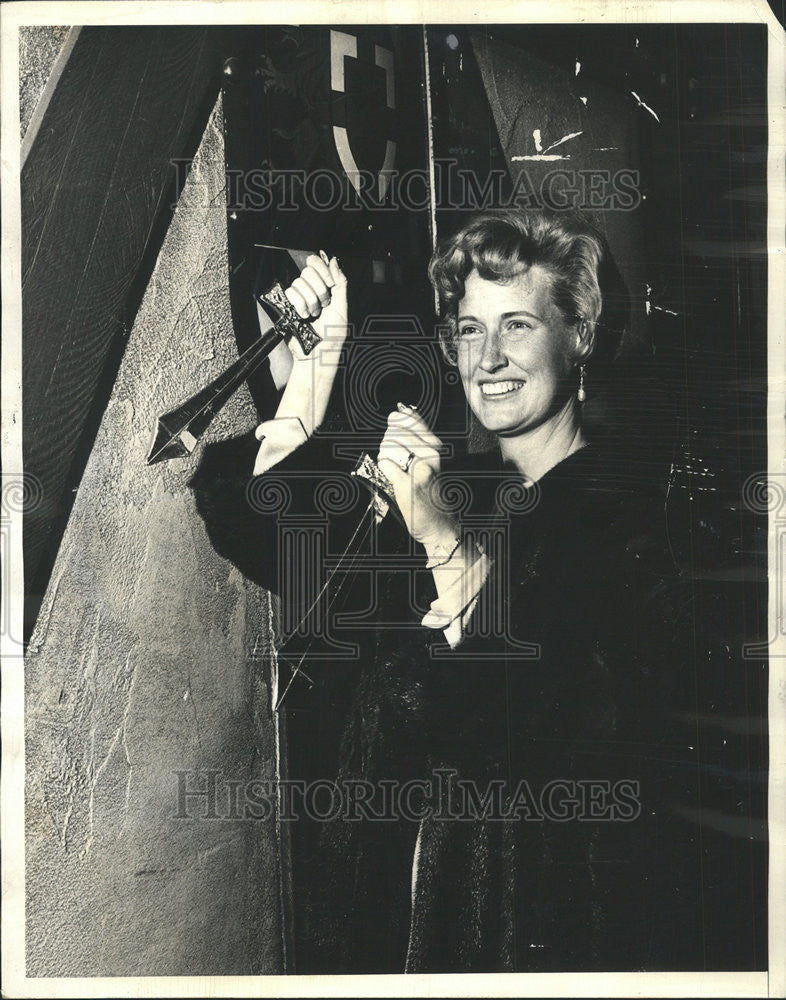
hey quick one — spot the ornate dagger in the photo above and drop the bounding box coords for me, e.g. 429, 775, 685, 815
146, 282, 320, 464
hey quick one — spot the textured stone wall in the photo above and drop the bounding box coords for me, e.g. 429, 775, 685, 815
18, 25, 70, 138
24, 86, 284, 975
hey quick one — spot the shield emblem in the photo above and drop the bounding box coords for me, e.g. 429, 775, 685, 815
330, 29, 397, 201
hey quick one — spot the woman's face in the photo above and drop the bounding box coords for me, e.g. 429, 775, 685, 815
455, 265, 579, 437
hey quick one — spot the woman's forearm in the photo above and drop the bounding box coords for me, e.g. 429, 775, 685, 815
421, 534, 491, 646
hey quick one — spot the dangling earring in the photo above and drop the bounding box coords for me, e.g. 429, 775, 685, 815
577, 363, 586, 403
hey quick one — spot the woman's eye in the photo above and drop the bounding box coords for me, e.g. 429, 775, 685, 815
507, 320, 532, 332
458, 325, 482, 338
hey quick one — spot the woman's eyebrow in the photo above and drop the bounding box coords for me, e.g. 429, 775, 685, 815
500, 309, 543, 322
457, 310, 544, 323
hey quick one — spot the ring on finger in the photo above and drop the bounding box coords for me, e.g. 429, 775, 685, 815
400, 450, 415, 473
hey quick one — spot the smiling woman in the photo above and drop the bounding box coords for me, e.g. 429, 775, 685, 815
370, 211, 710, 970
245, 209, 723, 972
455, 264, 587, 439
375, 211, 629, 638
430, 210, 621, 456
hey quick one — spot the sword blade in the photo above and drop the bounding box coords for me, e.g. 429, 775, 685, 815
273, 454, 402, 710
146, 325, 283, 464
253, 243, 392, 265
146, 281, 320, 465
273, 497, 380, 711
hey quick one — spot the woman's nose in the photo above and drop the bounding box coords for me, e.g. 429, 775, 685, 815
478, 328, 506, 371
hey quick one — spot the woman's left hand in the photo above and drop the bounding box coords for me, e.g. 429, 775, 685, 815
377, 404, 459, 553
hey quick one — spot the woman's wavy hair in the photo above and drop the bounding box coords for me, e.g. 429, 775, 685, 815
428, 209, 629, 369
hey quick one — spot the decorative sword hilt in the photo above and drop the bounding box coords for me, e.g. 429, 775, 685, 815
258, 281, 322, 355
351, 452, 403, 525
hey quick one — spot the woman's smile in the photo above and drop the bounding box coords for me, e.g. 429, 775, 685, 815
479, 379, 526, 398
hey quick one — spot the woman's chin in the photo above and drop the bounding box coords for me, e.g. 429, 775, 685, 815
472, 398, 531, 431
476, 413, 533, 437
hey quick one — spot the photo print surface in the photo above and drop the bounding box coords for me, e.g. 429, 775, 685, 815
3, 6, 781, 994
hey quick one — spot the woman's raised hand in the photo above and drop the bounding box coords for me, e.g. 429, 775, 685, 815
252, 254, 348, 471
283, 253, 348, 359
377, 404, 460, 555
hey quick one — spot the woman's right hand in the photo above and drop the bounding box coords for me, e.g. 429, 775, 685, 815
282, 253, 348, 360
252, 254, 347, 474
